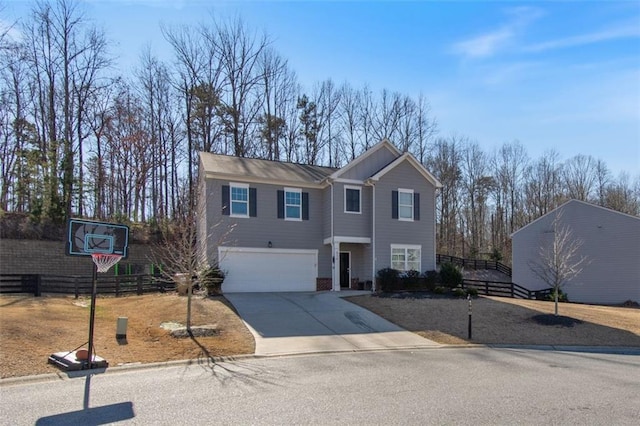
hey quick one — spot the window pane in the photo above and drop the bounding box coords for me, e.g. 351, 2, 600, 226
231, 187, 248, 201
399, 205, 413, 219
392, 261, 405, 270
407, 248, 421, 271
286, 191, 300, 205
391, 248, 405, 270
286, 205, 300, 219
232, 201, 247, 215
399, 192, 413, 205
346, 188, 360, 212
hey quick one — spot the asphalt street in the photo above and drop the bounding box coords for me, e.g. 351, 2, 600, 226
1, 347, 638, 425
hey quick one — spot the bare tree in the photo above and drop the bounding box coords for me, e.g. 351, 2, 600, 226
151, 207, 234, 332
563, 154, 597, 202
427, 135, 462, 255
337, 82, 361, 162
528, 209, 590, 315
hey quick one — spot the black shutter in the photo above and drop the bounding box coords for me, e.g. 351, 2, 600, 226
302, 192, 309, 220
222, 185, 230, 215
392, 190, 398, 219
249, 188, 257, 217
414, 193, 420, 221
277, 190, 284, 219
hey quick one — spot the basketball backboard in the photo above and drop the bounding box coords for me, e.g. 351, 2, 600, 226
67, 219, 129, 258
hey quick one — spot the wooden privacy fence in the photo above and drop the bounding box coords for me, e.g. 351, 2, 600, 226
436, 254, 512, 277
461, 279, 553, 300
0, 274, 175, 297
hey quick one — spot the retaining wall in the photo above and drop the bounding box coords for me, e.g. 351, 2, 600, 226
0, 239, 154, 276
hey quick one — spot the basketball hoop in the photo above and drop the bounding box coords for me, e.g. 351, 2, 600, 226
91, 253, 122, 273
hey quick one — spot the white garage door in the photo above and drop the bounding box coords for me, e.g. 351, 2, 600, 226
219, 247, 318, 292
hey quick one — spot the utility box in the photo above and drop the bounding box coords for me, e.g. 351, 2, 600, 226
116, 317, 128, 340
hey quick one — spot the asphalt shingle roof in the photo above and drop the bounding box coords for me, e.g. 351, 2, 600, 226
199, 152, 338, 184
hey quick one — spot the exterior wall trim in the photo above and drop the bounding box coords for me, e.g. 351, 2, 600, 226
323, 236, 372, 245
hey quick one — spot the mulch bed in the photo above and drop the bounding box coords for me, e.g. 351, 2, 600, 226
530, 314, 583, 327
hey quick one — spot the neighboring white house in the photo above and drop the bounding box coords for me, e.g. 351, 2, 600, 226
512, 199, 640, 305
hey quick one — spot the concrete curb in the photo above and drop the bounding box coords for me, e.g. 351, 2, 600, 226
2, 344, 638, 387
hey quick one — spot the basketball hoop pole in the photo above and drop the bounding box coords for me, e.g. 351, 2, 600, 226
86, 262, 98, 369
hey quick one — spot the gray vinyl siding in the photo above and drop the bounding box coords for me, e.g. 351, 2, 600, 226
512, 200, 640, 304
340, 147, 397, 180
332, 182, 372, 238
204, 178, 332, 277
341, 243, 373, 283
322, 187, 331, 240
374, 160, 437, 273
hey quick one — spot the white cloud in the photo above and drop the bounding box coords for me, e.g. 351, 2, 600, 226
451, 6, 543, 59
524, 20, 640, 53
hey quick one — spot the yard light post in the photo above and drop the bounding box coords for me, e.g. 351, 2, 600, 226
467, 294, 472, 340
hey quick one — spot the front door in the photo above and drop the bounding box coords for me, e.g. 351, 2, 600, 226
340, 252, 350, 288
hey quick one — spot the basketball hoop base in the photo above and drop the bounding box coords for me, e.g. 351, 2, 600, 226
48, 351, 108, 372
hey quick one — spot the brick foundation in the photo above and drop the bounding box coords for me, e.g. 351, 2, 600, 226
350, 278, 360, 289
316, 277, 332, 291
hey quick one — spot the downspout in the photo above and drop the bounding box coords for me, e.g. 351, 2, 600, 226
434, 188, 440, 269
370, 181, 376, 292
330, 180, 335, 291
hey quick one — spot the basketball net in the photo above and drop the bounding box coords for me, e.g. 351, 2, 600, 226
91, 253, 122, 273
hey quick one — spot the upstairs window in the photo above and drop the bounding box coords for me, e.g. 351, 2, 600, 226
392, 189, 420, 221
344, 186, 361, 214
222, 183, 256, 217
398, 189, 414, 220
285, 188, 302, 220
278, 189, 310, 220
230, 183, 249, 217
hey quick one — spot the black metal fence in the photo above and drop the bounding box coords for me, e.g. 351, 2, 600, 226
0, 274, 175, 297
436, 254, 512, 277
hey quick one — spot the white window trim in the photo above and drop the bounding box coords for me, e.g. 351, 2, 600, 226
284, 187, 302, 221
390, 244, 421, 272
230, 182, 249, 218
344, 185, 362, 214
398, 188, 414, 222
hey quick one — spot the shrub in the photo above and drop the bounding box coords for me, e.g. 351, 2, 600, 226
466, 287, 479, 297
489, 248, 503, 262
545, 288, 569, 302
377, 268, 400, 293
439, 262, 463, 289
423, 270, 438, 290
402, 269, 421, 289
433, 286, 447, 294
199, 265, 225, 296
452, 288, 465, 297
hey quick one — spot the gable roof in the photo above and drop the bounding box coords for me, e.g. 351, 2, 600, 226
199, 152, 337, 186
368, 152, 443, 188
511, 199, 640, 237
329, 139, 401, 180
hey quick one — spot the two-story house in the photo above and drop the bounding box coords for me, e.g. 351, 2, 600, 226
197, 139, 442, 293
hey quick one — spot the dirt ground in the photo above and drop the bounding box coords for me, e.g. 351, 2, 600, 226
346, 294, 640, 346
0, 293, 254, 379
1, 293, 639, 379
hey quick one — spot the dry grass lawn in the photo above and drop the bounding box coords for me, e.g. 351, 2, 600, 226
2, 292, 639, 380
347, 294, 640, 346
0, 293, 254, 379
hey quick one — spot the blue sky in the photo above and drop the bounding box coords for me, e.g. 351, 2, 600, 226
4, 0, 639, 176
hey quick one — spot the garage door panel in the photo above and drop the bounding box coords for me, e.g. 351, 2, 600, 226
219, 247, 317, 292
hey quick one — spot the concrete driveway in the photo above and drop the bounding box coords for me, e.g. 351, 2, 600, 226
225, 291, 439, 356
